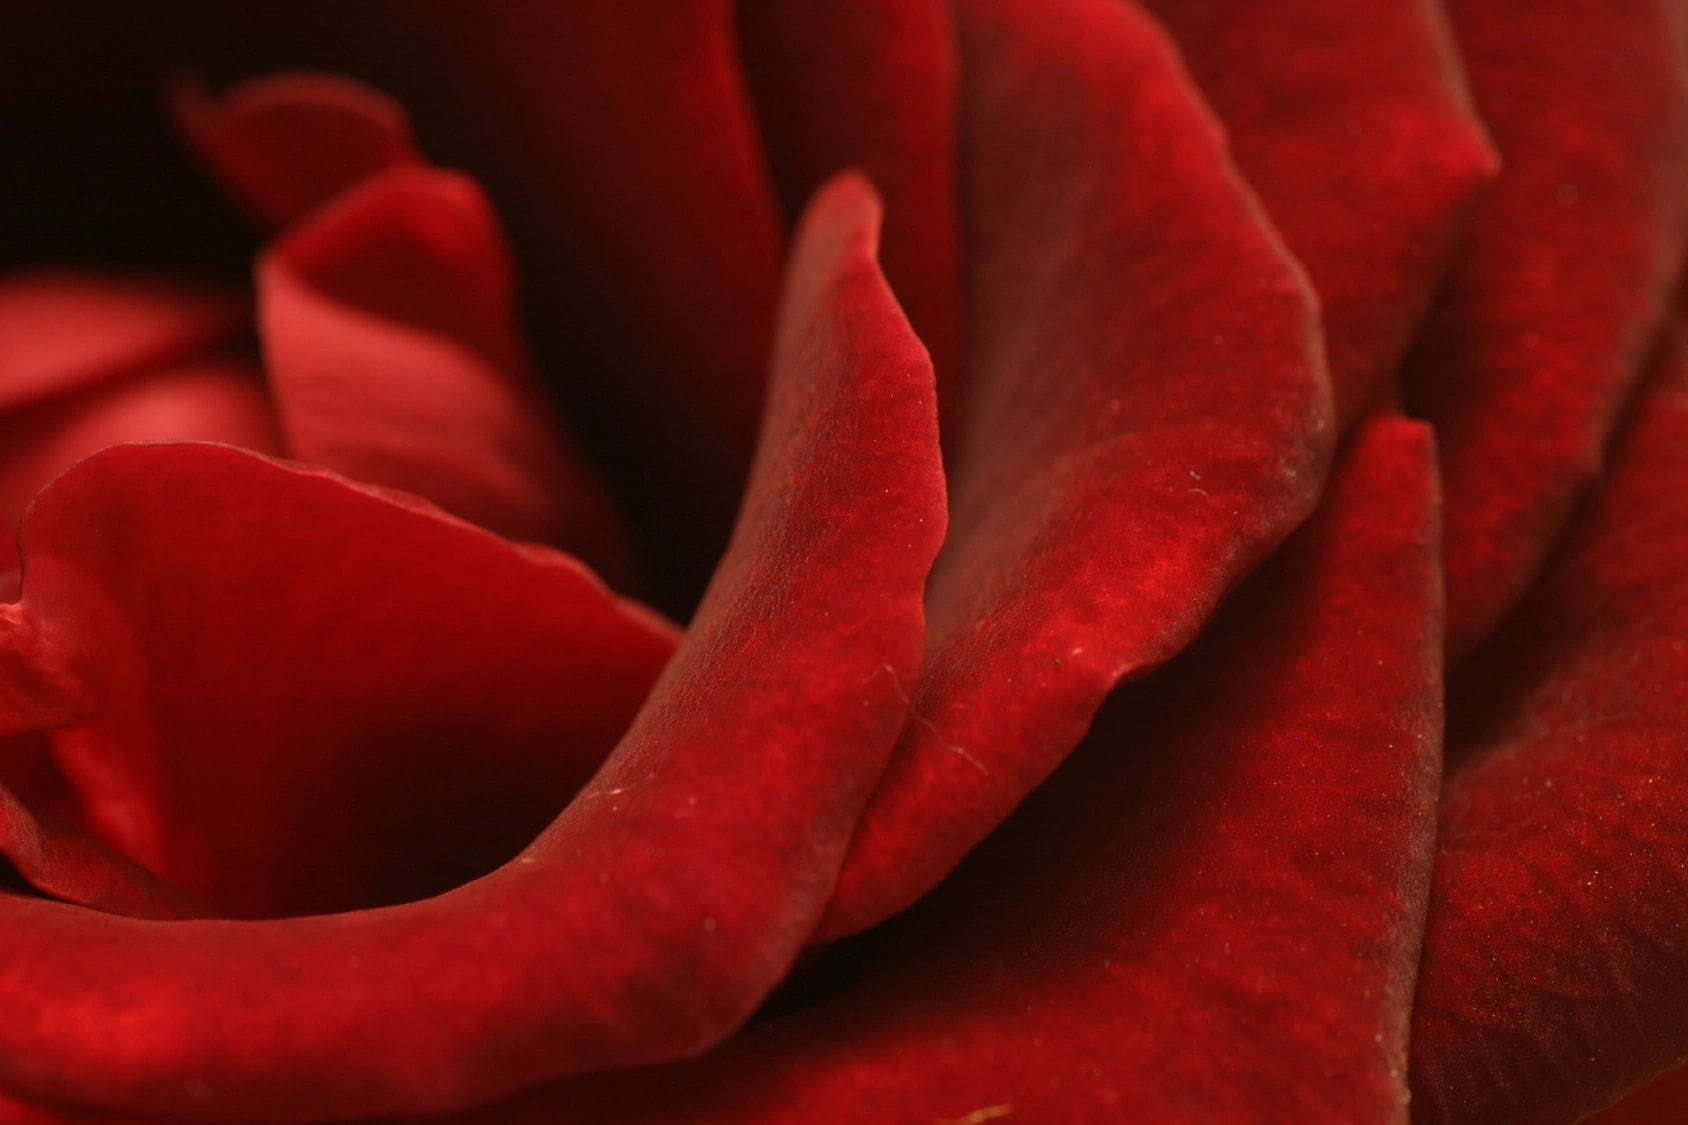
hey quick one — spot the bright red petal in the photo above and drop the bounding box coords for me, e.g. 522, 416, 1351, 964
738, 0, 963, 414
0, 172, 943, 1119
1404, 0, 1688, 657
1141, 0, 1497, 424
258, 165, 635, 582
0, 272, 245, 413
480, 414, 1442, 1123
171, 71, 421, 229
1409, 329, 1688, 1122
1, 441, 674, 920
819, 0, 1334, 938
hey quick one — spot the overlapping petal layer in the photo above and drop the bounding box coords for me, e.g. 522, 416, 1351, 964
259, 165, 634, 581
0, 172, 943, 1119
1141, 0, 1497, 424
1404, 0, 1688, 657
477, 413, 1441, 1123
820, 0, 1334, 937
1410, 327, 1688, 1122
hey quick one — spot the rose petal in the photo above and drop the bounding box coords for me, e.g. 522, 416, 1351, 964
1140, 0, 1498, 424
818, 0, 1335, 938
171, 71, 421, 229
1408, 329, 1688, 1122
1403, 0, 1688, 657
738, 0, 964, 413
486, 414, 1442, 1123
258, 165, 635, 583
0, 172, 943, 1119
0, 354, 282, 576
1, 439, 675, 920
0, 272, 245, 413
0, 784, 205, 921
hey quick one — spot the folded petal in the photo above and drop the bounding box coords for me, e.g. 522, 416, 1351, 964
1, 440, 675, 920
0, 271, 245, 413
0, 172, 943, 1119
819, 0, 1334, 937
258, 165, 635, 582
1403, 0, 1688, 657
1409, 328, 1688, 1122
738, 0, 964, 412
171, 71, 421, 229
497, 414, 1441, 1123
0, 355, 282, 575
1141, 0, 1497, 424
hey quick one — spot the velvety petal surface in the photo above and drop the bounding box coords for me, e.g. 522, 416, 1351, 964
1404, 0, 1688, 657
738, 0, 963, 411
486, 414, 1441, 1123
1141, 0, 1497, 424
258, 165, 634, 582
0, 272, 245, 413
0, 172, 942, 1120
172, 71, 421, 229
1409, 329, 1688, 1122
819, 0, 1334, 937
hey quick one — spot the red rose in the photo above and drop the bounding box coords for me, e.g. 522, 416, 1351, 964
2, 1, 1686, 1121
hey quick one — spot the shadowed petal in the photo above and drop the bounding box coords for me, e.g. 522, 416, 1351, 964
1403, 0, 1688, 657
1409, 327, 1688, 1122
171, 71, 421, 229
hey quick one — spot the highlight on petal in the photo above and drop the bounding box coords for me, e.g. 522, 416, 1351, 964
0, 355, 282, 575
258, 164, 635, 582
0, 172, 944, 1119
1403, 0, 1688, 657
514, 415, 1442, 1123
818, 0, 1335, 938
0, 271, 245, 413
171, 71, 422, 229
1409, 328, 1688, 1122
1141, 0, 1497, 424
738, 0, 964, 411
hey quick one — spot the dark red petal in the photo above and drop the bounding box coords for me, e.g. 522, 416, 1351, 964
1583, 1061, 1688, 1125
258, 165, 634, 582
0, 784, 205, 921
489, 414, 1442, 1123
0, 272, 245, 413
1, 440, 675, 920
1409, 330, 1688, 1122
0, 172, 943, 1119
0, 356, 282, 575
1141, 0, 1497, 425
818, 0, 1335, 938
738, 0, 963, 413
347, 1, 784, 591
171, 71, 421, 229
1403, 0, 1688, 657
